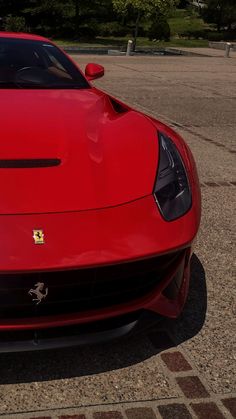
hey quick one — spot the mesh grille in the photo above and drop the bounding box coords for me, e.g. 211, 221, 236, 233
0, 251, 182, 320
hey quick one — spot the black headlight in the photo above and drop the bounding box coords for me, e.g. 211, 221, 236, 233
154, 132, 192, 221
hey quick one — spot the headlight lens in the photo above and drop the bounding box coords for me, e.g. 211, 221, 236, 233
154, 132, 192, 221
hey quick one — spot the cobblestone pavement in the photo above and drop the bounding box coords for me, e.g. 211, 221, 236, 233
0, 55, 235, 419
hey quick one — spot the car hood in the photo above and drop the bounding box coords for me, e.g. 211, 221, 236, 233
0, 88, 158, 214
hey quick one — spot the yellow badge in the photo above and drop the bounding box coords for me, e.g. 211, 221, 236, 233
33, 230, 45, 245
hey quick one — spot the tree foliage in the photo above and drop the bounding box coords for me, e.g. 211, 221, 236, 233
0, 0, 179, 40
202, 0, 236, 31
112, 0, 179, 48
4, 15, 26, 32
112, 0, 179, 15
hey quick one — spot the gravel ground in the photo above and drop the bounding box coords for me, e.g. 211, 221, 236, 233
0, 53, 235, 416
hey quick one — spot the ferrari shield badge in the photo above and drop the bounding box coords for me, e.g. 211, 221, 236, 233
33, 229, 45, 245
28, 282, 48, 305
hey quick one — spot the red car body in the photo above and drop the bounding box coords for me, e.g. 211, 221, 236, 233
0, 33, 201, 351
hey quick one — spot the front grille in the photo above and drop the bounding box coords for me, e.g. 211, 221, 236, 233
0, 251, 183, 320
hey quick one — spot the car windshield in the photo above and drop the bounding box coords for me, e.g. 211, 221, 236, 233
0, 37, 90, 89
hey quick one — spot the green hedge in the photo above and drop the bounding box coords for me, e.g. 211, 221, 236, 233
148, 18, 171, 41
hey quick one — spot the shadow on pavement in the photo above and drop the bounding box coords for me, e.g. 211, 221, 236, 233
0, 253, 206, 384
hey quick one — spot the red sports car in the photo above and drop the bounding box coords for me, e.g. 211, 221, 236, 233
0, 33, 201, 352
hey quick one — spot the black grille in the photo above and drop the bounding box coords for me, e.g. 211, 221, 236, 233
0, 251, 183, 320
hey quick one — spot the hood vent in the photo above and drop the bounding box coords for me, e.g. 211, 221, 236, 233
0, 159, 61, 168
109, 97, 129, 114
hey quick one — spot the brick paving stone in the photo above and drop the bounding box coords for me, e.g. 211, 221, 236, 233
148, 331, 175, 350
125, 407, 157, 419
93, 411, 123, 419
190, 402, 225, 419
161, 351, 192, 372
222, 398, 236, 418
176, 376, 209, 398
158, 403, 192, 419
59, 415, 86, 419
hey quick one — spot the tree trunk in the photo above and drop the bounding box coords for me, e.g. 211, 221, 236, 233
133, 10, 141, 52
75, 0, 80, 36
217, 3, 224, 32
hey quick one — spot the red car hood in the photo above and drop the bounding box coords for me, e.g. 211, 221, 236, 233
0, 88, 158, 215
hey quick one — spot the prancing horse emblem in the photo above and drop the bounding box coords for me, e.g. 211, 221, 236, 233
33, 229, 45, 245
28, 282, 48, 305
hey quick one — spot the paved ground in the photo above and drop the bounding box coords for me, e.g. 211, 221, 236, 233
0, 54, 235, 419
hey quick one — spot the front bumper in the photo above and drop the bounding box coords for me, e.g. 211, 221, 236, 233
0, 311, 163, 353
0, 245, 189, 352
0, 194, 199, 348
0, 247, 190, 337
0, 246, 189, 352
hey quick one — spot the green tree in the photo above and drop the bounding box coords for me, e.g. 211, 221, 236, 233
0, 0, 28, 16
202, 0, 236, 32
22, 0, 114, 37
23, 0, 76, 36
112, 0, 179, 48
4, 15, 26, 32
0, 0, 28, 32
